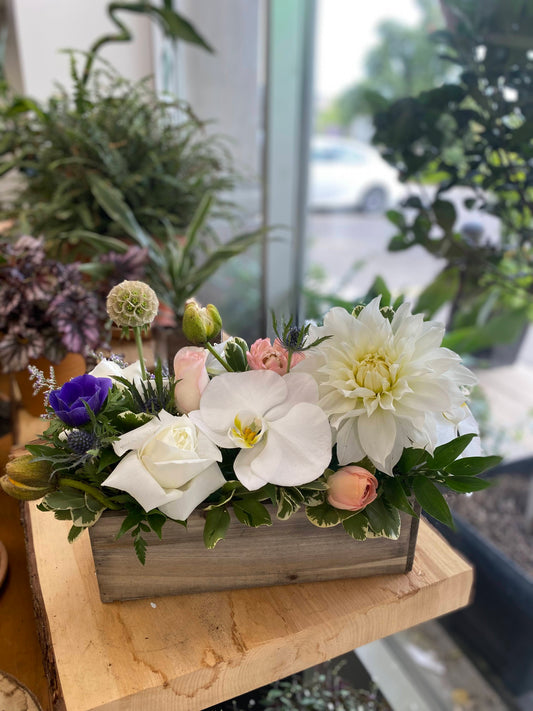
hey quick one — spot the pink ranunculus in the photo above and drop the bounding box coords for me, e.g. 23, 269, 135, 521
173, 347, 210, 414
246, 338, 304, 375
327, 466, 378, 512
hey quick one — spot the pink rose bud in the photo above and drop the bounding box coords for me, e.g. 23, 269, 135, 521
173, 346, 210, 413
327, 466, 378, 512
246, 338, 304, 375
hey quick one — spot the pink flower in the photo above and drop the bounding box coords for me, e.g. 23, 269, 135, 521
173, 347, 209, 414
327, 466, 378, 512
246, 338, 304, 375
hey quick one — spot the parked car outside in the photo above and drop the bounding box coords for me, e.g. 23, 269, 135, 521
308, 136, 405, 212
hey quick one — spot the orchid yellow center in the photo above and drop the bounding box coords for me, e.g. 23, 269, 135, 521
229, 412, 265, 449
354, 353, 396, 393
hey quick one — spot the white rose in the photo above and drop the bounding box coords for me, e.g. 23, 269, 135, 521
102, 410, 225, 521
88, 359, 143, 389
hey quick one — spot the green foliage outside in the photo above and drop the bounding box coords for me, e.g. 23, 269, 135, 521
371, 0, 533, 356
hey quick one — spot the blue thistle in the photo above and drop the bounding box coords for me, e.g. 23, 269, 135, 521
66, 430, 99, 455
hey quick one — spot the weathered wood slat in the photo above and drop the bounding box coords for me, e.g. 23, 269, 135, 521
89, 507, 420, 601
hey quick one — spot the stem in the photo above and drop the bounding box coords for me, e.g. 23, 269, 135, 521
286, 350, 293, 373
59, 478, 122, 510
133, 326, 148, 380
205, 342, 233, 372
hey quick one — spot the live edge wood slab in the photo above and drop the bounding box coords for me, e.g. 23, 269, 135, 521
23, 501, 473, 711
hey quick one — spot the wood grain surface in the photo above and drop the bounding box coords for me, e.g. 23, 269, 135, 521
24, 501, 473, 711
89, 507, 419, 601
0, 670, 43, 711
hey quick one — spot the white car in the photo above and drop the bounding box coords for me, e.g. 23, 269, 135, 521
308, 136, 405, 212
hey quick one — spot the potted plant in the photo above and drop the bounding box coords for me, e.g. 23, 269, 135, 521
371, 0, 533, 363
0, 235, 101, 415
211, 658, 392, 711
0, 4, 262, 339
1, 281, 498, 602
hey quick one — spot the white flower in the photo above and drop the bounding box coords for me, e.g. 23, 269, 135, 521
297, 298, 477, 474
88, 359, 143, 389
435, 404, 482, 457
189, 370, 332, 491
102, 410, 225, 521
206, 340, 231, 375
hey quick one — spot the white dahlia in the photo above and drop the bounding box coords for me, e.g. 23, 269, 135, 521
297, 298, 477, 474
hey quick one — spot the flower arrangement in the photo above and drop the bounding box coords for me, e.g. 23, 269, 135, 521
1, 281, 500, 564
0, 236, 101, 373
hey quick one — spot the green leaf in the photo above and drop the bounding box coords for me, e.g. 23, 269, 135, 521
382, 477, 417, 517
180, 192, 214, 265
443, 309, 529, 354
444, 476, 492, 493
445, 455, 502, 477
67, 525, 84, 543
364, 276, 391, 306
147, 511, 167, 539
305, 502, 341, 528
184, 227, 266, 294
87, 173, 150, 249
155, 7, 214, 52
412, 477, 454, 527
276, 489, 301, 520
96, 448, 121, 474
395, 447, 429, 474
116, 411, 153, 431
115, 510, 144, 539
300, 480, 329, 492
71, 505, 103, 528
342, 513, 369, 540
43, 487, 85, 510
364, 498, 401, 539
225, 339, 249, 372
53, 509, 72, 521
431, 434, 477, 469
203, 507, 231, 549
26, 444, 57, 460
414, 267, 460, 318
432, 199, 457, 232
233, 499, 272, 528
385, 209, 406, 229
84, 493, 104, 514
134, 535, 147, 565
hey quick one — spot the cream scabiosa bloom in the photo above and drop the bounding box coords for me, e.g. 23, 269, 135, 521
297, 298, 477, 474
189, 370, 332, 491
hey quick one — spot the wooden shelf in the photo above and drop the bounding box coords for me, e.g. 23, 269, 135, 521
24, 501, 473, 711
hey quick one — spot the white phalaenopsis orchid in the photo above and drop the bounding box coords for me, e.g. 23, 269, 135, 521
102, 410, 225, 521
297, 298, 477, 474
189, 370, 332, 491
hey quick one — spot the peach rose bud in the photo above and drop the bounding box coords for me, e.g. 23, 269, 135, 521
174, 346, 210, 413
246, 338, 304, 375
327, 466, 378, 512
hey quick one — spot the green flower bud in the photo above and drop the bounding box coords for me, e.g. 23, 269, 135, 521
1, 455, 55, 500
182, 301, 222, 346
106, 281, 159, 329
225, 337, 249, 372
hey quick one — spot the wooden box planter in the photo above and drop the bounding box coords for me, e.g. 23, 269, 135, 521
89, 506, 420, 602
